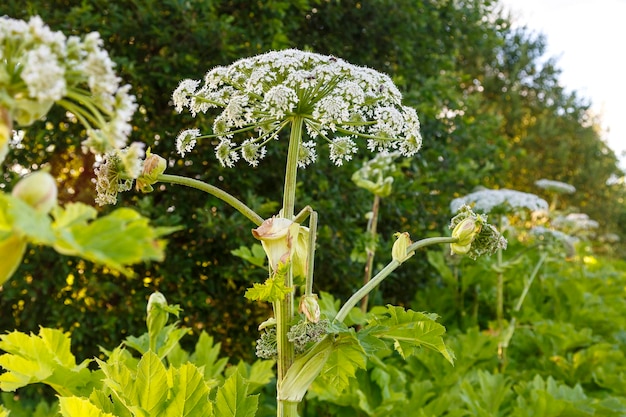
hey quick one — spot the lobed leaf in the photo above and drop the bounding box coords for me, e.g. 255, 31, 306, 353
0, 328, 94, 396
214, 371, 259, 417
366, 305, 454, 364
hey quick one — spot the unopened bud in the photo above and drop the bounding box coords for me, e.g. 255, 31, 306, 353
12, 170, 58, 214
450, 217, 481, 255
136, 149, 167, 192
299, 294, 321, 323
392, 232, 414, 263
147, 291, 169, 351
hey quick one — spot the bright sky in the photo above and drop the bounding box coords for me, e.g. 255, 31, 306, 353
498, 0, 626, 170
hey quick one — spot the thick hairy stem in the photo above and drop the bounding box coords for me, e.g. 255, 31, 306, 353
277, 117, 304, 417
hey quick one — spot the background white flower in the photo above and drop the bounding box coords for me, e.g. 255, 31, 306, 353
450, 188, 549, 215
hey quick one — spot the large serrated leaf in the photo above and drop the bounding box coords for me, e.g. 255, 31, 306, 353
214, 371, 259, 417
367, 305, 454, 364
0, 193, 55, 243
319, 334, 367, 393
190, 331, 229, 382
135, 351, 169, 415
166, 363, 213, 417
52, 205, 177, 276
0, 328, 94, 396
244, 276, 292, 303
58, 397, 116, 417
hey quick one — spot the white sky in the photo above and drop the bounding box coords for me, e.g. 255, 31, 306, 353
498, 0, 626, 170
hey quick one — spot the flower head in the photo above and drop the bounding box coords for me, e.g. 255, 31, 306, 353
535, 179, 576, 194
172, 49, 422, 167
352, 151, 401, 197
0, 15, 136, 161
450, 188, 549, 215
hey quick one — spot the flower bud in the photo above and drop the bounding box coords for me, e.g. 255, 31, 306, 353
392, 232, 414, 263
136, 150, 167, 192
11, 170, 58, 214
147, 291, 169, 351
299, 294, 321, 323
450, 217, 481, 255
252, 216, 301, 274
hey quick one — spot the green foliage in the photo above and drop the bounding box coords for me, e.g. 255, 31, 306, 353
0, 293, 271, 417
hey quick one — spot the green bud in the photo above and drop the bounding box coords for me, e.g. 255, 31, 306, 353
299, 294, 321, 323
392, 232, 414, 263
450, 217, 481, 255
136, 149, 167, 193
147, 291, 169, 351
449, 205, 507, 259
11, 170, 58, 214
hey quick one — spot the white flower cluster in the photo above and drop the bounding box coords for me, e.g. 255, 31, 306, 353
552, 213, 599, 233
172, 49, 422, 167
450, 188, 549, 215
534, 179, 576, 194
0, 16, 136, 157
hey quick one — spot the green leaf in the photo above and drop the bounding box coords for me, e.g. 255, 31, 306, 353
232, 359, 275, 394
244, 276, 292, 303
58, 397, 116, 417
231, 244, 266, 268
190, 331, 229, 382
165, 363, 213, 417
0, 328, 94, 396
367, 305, 454, 364
0, 405, 8, 417
318, 333, 367, 393
0, 193, 55, 243
214, 371, 259, 417
135, 351, 169, 415
52, 204, 178, 275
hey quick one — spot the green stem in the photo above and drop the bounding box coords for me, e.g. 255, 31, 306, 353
335, 236, 457, 323
305, 211, 318, 297
360, 195, 380, 314
277, 116, 304, 417
496, 246, 504, 333
499, 252, 548, 370
157, 174, 263, 226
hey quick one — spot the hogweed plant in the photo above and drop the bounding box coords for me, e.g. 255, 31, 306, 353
0, 26, 508, 417
450, 188, 549, 365
104, 49, 504, 416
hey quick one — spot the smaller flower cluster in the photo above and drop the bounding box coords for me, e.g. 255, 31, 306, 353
287, 319, 330, 354
535, 178, 576, 194
352, 151, 401, 197
450, 188, 549, 215
0, 15, 136, 162
449, 205, 507, 259
94, 142, 145, 205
